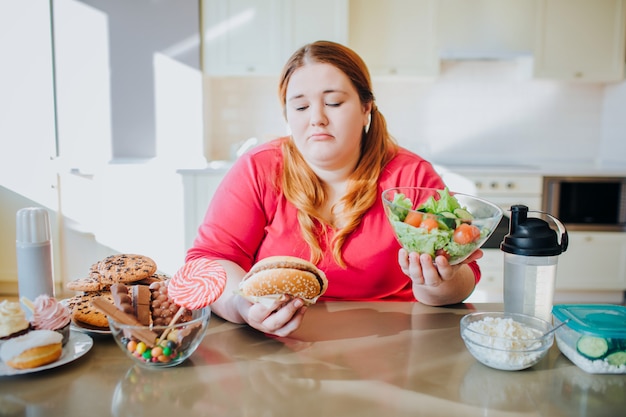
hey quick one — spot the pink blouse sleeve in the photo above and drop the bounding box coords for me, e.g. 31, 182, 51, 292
185, 146, 281, 272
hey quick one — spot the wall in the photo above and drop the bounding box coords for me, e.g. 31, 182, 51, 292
205, 59, 624, 169
56, 0, 202, 160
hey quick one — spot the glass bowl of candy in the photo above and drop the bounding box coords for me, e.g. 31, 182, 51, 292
382, 187, 503, 265
108, 307, 211, 368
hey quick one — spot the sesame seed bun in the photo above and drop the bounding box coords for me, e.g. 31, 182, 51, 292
238, 256, 328, 305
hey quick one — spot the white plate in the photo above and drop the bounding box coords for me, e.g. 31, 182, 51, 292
0, 331, 93, 376
60, 298, 111, 335
70, 321, 111, 335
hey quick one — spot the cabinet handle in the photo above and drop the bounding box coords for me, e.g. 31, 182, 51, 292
490, 182, 498, 189
506, 182, 515, 189
70, 168, 94, 179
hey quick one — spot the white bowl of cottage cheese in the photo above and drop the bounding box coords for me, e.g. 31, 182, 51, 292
460, 311, 554, 371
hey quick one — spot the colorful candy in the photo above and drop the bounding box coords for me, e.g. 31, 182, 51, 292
168, 258, 227, 310
121, 336, 181, 364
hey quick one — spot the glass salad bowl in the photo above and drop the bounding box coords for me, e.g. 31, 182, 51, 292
382, 187, 503, 265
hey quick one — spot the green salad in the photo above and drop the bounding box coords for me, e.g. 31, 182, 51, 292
386, 188, 488, 261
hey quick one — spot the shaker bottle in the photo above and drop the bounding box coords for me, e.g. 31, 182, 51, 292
16, 207, 55, 317
501, 205, 568, 323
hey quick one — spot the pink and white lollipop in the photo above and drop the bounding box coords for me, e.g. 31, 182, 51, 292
169, 258, 227, 310
162, 258, 227, 339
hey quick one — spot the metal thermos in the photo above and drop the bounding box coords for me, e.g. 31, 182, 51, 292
16, 207, 55, 317
501, 205, 568, 323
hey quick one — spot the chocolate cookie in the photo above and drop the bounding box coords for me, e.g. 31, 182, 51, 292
68, 291, 114, 329
134, 272, 169, 286
65, 272, 110, 292
97, 254, 157, 284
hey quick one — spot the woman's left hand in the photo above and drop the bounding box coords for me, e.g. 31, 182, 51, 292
398, 248, 482, 305
244, 295, 308, 337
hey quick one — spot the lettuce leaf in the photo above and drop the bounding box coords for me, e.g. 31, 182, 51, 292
417, 187, 461, 214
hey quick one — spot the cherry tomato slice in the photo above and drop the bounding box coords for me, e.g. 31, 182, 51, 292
453, 223, 481, 244
420, 217, 439, 231
404, 211, 423, 227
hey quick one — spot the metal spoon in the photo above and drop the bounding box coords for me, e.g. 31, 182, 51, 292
542, 319, 571, 337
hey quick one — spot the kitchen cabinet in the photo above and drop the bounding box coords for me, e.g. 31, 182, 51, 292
202, 0, 348, 76
348, 0, 439, 77
534, 0, 626, 82
203, 0, 284, 75
178, 166, 229, 250
0, 0, 57, 210
556, 231, 626, 291
476, 232, 626, 301
437, 0, 535, 60
283, 0, 348, 57
473, 249, 505, 300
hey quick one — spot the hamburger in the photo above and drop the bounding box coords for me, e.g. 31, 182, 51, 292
238, 256, 328, 306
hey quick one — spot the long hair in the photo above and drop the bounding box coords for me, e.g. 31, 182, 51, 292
277, 41, 398, 267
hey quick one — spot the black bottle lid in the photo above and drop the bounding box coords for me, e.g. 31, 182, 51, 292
500, 205, 568, 256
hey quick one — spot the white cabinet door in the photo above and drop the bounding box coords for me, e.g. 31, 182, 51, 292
203, 0, 348, 76
556, 232, 626, 290
534, 0, 626, 82
203, 0, 284, 75
282, 0, 348, 62
0, 0, 58, 210
349, 0, 439, 77
474, 249, 504, 295
180, 170, 228, 250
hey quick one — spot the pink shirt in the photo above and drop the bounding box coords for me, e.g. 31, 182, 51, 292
187, 138, 480, 302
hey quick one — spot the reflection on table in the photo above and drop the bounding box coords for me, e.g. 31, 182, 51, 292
1, 302, 624, 417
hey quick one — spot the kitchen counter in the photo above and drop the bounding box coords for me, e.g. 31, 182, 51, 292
439, 162, 626, 177
1, 302, 624, 417
178, 159, 626, 178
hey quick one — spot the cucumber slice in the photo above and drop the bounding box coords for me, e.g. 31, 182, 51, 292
576, 335, 609, 359
438, 217, 456, 230
605, 351, 626, 367
610, 338, 626, 351
454, 208, 474, 221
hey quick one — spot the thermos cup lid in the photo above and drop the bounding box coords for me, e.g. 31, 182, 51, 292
500, 205, 568, 256
16, 207, 51, 244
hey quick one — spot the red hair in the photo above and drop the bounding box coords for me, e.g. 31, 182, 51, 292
277, 41, 398, 267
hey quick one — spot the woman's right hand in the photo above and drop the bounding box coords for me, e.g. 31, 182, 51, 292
206, 258, 308, 337
239, 295, 308, 337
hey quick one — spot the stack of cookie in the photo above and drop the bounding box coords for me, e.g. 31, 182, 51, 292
65, 254, 167, 331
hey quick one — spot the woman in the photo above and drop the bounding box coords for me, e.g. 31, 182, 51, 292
187, 41, 482, 336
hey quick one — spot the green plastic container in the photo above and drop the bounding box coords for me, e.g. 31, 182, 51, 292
552, 304, 626, 374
